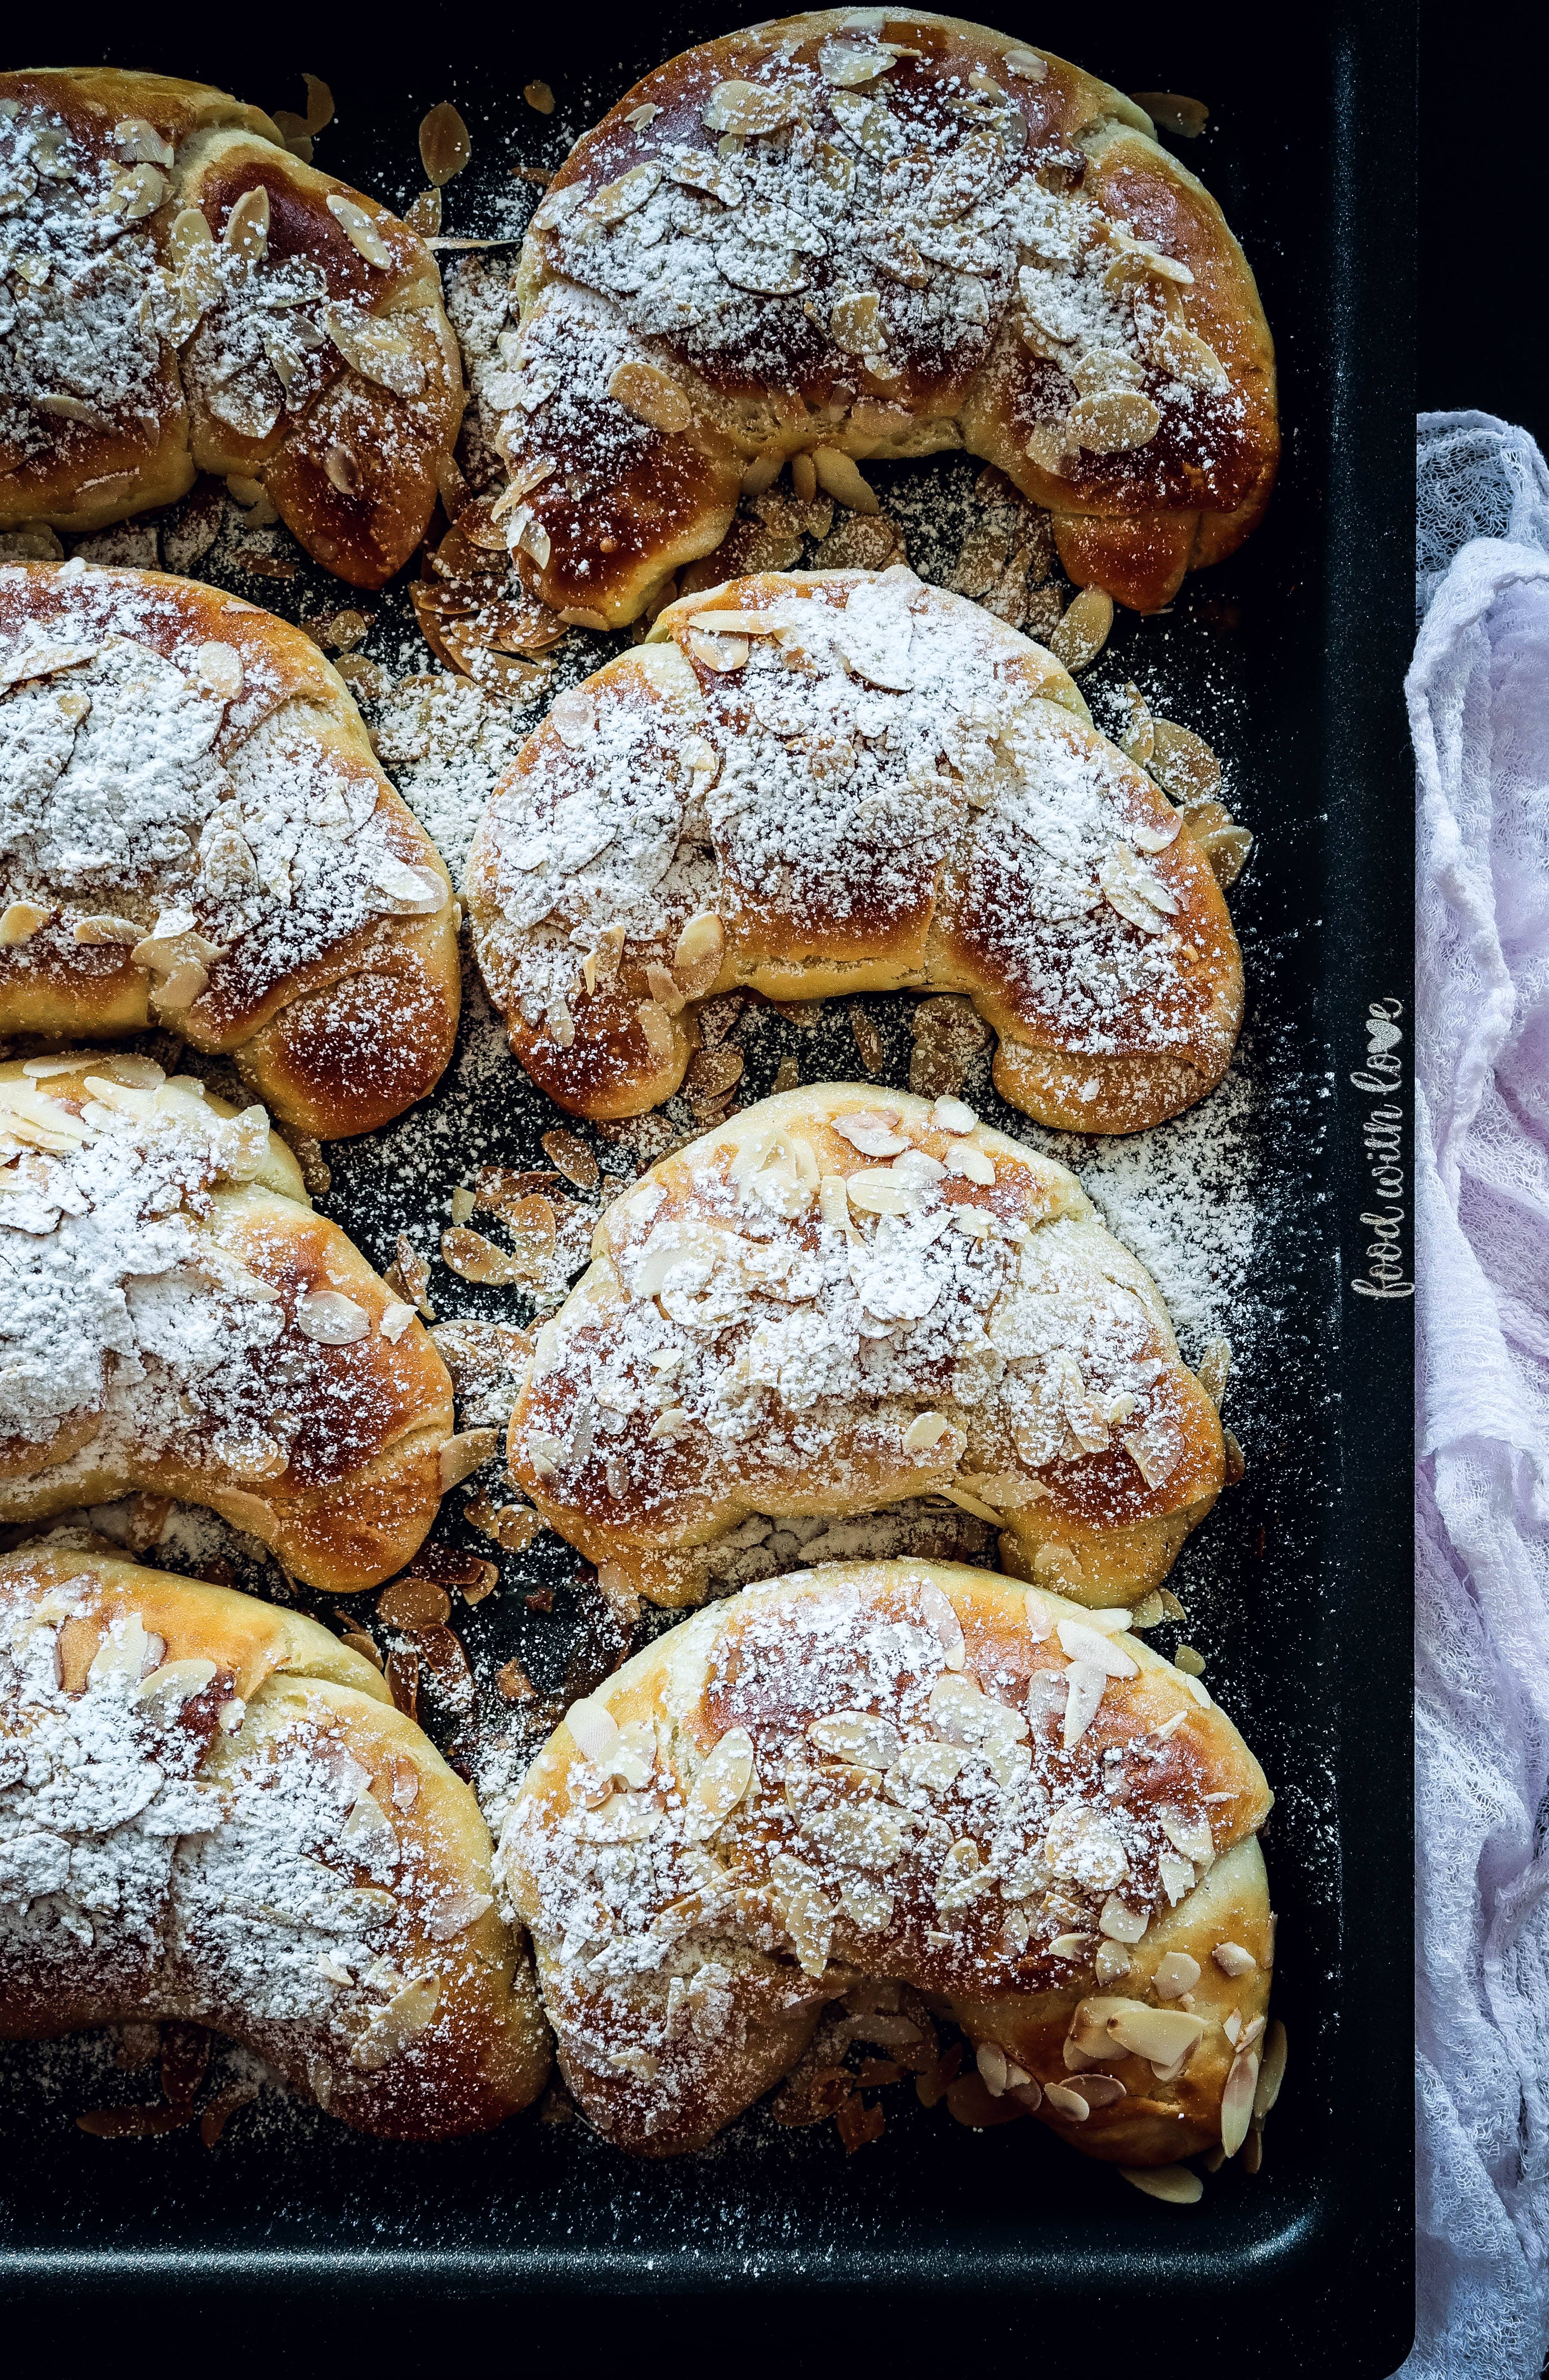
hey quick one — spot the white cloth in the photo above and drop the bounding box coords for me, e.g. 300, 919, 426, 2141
1406, 411, 1549, 2374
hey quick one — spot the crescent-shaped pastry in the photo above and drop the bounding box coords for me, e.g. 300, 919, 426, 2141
0, 561, 461, 1139
488, 11, 1277, 625
0, 70, 464, 589
506, 1085, 1225, 1611
0, 1551, 551, 2139
467, 568, 1244, 1134
500, 1559, 1274, 2165
0, 1054, 459, 1592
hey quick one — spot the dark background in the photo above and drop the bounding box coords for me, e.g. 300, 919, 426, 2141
1420, 0, 1548, 447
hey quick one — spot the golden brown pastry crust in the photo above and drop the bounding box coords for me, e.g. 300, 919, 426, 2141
0, 562, 460, 1139
489, 12, 1276, 625
501, 1560, 1272, 2163
0, 1551, 551, 2139
0, 1056, 456, 1591
506, 1085, 1225, 1611
466, 569, 1243, 1134
0, 70, 463, 588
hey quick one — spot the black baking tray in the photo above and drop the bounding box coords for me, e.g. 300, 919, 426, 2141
0, 1, 1416, 2364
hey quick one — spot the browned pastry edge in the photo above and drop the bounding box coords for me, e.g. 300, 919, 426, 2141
0, 1550, 552, 2138
0, 70, 464, 589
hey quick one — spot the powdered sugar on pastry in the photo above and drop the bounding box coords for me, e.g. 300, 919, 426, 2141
0, 1554, 547, 2135
0, 75, 462, 586
0, 1058, 453, 1592
507, 1085, 1225, 1609
0, 564, 446, 1015
489, 14, 1278, 622
467, 569, 1243, 1132
500, 1560, 1274, 2158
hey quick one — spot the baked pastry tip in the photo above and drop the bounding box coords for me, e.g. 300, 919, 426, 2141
0, 560, 461, 1139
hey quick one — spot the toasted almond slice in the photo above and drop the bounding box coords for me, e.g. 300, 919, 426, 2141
813, 447, 880, 514
1221, 2047, 1260, 2157
902, 1410, 954, 1454
294, 1289, 370, 1344
1055, 1616, 1138, 1677
672, 909, 725, 998
223, 185, 269, 261
609, 359, 692, 434
944, 1140, 995, 1185
685, 610, 781, 637
1121, 2164, 1203, 2204
585, 161, 663, 224
438, 1428, 498, 1490
1149, 718, 1222, 802
1070, 389, 1162, 454
1048, 587, 1115, 671
1153, 1951, 1202, 2000
1062, 1661, 1107, 1748
686, 629, 750, 672
1252, 2020, 1287, 2122
845, 1170, 918, 1214
327, 192, 392, 267
114, 116, 175, 167
0, 902, 50, 945
73, 914, 142, 945
194, 640, 243, 700
702, 79, 799, 136
637, 1000, 676, 1066
687, 1727, 755, 1830
419, 100, 471, 186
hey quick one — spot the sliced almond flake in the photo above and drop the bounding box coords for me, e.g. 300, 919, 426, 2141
1131, 91, 1210, 138
1122, 1416, 1182, 1486
1062, 1660, 1106, 1748
0, 902, 50, 945
1048, 586, 1114, 671
686, 629, 750, 672
419, 101, 471, 187
1253, 2021, 1287, 2122
0, 641, 99, 688
1157, 1851, 1196, 1904
1148, 718, 1222, 803
439, 1428, 499, 1489
584, 160, 663, 226
327, 192, 392, 267
665, 149, 744, 205
812, 447, 880, 514
223, 186, 269, 262
294, 1289, 370, 1344
1121, 2164, 1202, 2205
702, 80, 800, 137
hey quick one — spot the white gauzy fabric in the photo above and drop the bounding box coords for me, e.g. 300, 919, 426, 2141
1406, 411, 1549, 2377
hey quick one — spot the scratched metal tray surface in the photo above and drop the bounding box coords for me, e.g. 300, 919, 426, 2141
0, 0, 1415, 2362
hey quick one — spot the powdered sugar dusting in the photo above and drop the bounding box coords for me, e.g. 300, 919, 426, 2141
470, 569, 1235, 1099
0, 562, 447, 1021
